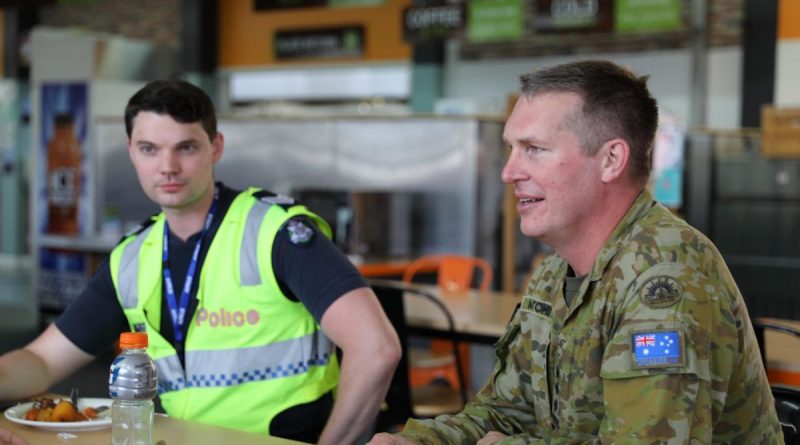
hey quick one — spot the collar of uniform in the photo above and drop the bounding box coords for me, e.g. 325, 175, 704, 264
588, 188, 655, 282
548, 189, 654, 325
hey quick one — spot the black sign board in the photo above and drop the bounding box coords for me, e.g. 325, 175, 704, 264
255, 0, 326, 10
274, 26, 365, 60
403, 3, 466, 42
535, 0, 613, 32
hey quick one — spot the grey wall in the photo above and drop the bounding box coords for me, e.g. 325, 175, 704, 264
441, 45, 743, 130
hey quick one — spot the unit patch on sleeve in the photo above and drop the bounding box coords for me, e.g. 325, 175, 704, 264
631, 330, 684, 368
640, 276, 683, 309
286, 219, 315, 245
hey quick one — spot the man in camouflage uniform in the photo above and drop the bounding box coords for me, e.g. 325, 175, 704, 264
368, 60, 783, 444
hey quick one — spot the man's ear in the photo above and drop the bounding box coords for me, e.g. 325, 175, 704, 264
599, 138, 629, 183
212, 132, 225, 164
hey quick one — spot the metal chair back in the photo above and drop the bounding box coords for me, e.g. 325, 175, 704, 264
370, 279, 468, 424
752, 318, 800, 444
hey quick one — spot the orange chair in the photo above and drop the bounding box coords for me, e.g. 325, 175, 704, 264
402, 254, 493, 293
402, 254, 493, 391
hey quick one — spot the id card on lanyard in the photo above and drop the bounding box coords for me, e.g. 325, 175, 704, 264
162, 187, 219, 344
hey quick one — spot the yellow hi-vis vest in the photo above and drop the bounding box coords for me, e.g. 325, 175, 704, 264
109, 188, 340, 434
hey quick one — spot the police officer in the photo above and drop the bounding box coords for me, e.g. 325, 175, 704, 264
0, 79, 401, 445
368, 60, 783, 444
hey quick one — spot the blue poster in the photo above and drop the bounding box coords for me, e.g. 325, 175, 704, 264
40, 83, 89, 236
651, 113, 685, 209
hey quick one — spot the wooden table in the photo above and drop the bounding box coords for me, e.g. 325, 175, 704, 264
0, 409, 310, 445
755, 317, 800, 387
372, 280, 521, 344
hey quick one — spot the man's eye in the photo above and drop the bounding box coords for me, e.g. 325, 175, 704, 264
140, 144, 155, 153
525, 145, 543, 154
179, 144, 196, 152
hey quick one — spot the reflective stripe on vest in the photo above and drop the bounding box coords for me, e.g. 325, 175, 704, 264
240, 200, 269, 286
118, 225, 155, 309
156, 331, 333, 393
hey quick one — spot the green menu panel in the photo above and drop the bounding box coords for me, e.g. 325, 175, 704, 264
615, 0, 682, 33
468, 0, 524, 42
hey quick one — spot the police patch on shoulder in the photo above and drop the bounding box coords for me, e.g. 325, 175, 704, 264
640, 276, 683, 308
285, 219, 314, 245
631, 330, 684, 368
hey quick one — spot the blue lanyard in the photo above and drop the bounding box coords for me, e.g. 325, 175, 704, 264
162, 187, 219, 343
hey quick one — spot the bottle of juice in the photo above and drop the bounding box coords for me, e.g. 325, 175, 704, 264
46, 112, 82, 235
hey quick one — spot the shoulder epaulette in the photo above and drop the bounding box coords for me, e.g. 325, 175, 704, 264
252, 189, 296, 210
117, 213, 159, 244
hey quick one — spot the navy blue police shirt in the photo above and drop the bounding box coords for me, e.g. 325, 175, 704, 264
55, 183, 367, 441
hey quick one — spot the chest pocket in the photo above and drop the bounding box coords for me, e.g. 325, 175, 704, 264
552, 325, 606, 434
510, 308, 553, 428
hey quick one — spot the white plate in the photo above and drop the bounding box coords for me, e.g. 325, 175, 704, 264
3, 397, 112, 432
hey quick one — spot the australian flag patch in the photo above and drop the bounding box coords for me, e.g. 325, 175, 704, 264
631, 330, 683, 368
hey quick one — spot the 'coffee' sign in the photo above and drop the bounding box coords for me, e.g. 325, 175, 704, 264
403, 4, 466, 41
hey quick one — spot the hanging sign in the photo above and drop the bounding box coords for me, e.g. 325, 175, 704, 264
535, 0, 613, 32
615, 0, 682, 33
468, 0, 524, 42
255, 0, 326, 10
403, 3, 466, 41
255, 0, 384, 9
274, 26, 364, 60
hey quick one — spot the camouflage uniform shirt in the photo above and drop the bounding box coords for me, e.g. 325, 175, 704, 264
400, 190, 783, 444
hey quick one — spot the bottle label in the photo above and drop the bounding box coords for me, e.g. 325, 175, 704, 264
108, 354, 158, 400
48, 167, 77, 208
108, 356, 124, 398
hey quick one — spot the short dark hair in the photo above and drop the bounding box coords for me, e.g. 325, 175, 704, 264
519, 60, 658, 183
124, 79, 217, 141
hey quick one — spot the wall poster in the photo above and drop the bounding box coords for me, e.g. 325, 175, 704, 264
39, 82, 89, 236
38, 82, 90, 310
651, 112, 685, 209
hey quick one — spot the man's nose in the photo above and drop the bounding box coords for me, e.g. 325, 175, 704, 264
500, 150, 520, 184
159, 150, 179, 174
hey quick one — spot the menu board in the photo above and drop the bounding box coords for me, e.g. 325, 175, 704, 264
615, 0, 682, 33
274, 26, 364, 60
535, 0, 614, 32
255, 0, 384, 8
468, 0, 524, 42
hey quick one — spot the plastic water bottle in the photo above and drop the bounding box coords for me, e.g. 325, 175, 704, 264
109, 332, 158, 445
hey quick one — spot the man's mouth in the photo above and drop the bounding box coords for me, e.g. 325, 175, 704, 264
160, 183, 184, 191
520, 197, 543, 205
